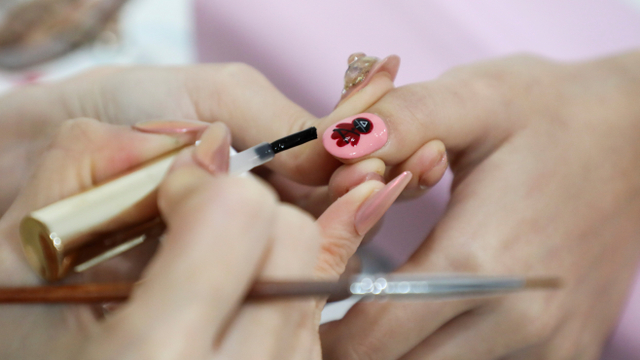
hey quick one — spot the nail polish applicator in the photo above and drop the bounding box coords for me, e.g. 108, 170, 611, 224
20, 127, 317, 282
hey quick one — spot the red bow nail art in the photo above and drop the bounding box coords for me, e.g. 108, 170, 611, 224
331, 117, 373, 147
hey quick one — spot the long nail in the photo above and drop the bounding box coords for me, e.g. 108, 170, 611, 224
193, 122, 231, 174
133, 119, 209, 134
323, 113, 388, 159
340, 54, 401, 102
354, 171, 412, 236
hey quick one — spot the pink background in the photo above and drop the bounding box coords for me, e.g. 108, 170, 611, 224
193, 1, 640, 358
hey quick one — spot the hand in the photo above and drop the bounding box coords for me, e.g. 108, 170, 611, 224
0, 118, 403, 359
320, 51, 640, 359
0, 55, 448, 218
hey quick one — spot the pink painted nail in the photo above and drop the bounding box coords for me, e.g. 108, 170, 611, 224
133, 119, 209, 134
323, 113, 388, 159
354, 171, 412, 236
193, 122, 231, 174
340, 54, 401, 102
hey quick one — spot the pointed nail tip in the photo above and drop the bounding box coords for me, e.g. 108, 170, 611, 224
353, 171, 412, 236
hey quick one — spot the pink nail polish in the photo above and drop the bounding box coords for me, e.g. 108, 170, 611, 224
133, 119, 209, 134
354, 171, 412, 235
323, 113, 388, 159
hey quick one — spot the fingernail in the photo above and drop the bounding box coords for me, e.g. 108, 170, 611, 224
340, 54, 401, 101
133, 119, 209, 134
419, 151, 447, 190
193, 122, 231, 174
323, 113, 388, 159
354, 171, 412, 236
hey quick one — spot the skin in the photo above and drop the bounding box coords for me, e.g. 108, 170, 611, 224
3, 50, 637, 359
319, 51, 640, 359
0, 118, 390, 359
0, 61, 445, 216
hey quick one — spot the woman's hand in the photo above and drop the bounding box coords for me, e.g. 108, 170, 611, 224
320, 51, 640, 359
0, 116, 405, 359
0, 54, 450, 218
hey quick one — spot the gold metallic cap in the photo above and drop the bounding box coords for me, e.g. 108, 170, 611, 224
20, 150, 179, 281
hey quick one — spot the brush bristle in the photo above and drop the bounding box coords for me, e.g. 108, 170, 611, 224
270, 127, 318, 154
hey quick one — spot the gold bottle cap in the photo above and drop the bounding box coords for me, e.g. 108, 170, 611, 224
20, 150, 178, 281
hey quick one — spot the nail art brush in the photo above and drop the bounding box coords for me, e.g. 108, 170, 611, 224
0, 275, 561, 304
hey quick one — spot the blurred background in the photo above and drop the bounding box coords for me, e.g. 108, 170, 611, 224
0, 1, 639, 358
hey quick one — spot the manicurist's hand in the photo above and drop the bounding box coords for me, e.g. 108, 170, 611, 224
0, 55, 447, 218
0, 116, 403, 359
319, 51, 640, 359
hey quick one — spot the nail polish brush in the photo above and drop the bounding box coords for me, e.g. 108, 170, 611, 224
20, 127, 317, 282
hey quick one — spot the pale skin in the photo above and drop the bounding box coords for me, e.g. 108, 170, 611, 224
319, 51, 640, 359
0, 63, 416, 359
1, 50, 639, 359
0, 118, 394, 359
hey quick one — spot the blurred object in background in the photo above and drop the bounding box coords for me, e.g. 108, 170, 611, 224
0, 0, 127, 69
0, 0, 195, 92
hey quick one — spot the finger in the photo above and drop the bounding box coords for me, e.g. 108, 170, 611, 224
319, 227, 482, 360
215, 204, 320, 360
386, 139, 448, 197
6, 118, 195, 216
110, 174, 278, 359
1, 119, 196, 282
315, 171, 411, 278
184, 64, 396, 186
399, 309, 507, 360
322, 70, 518, 167
60, 58, 397, 185
256, 158, 385, 218
328, 158, 386, 202
320, 297, 477, 360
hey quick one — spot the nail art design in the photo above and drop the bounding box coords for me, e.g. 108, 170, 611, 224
331, 117, 373, 147
323, 113, 388, 159
343, 53, 379, 96
339, 53, 401, 102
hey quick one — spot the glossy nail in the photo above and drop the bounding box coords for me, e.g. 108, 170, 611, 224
133, 119, 209, 134
193, 122, 231, 174
354, 171, 412, 235
323, 113, 388, 159
341, 54, 401, 102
